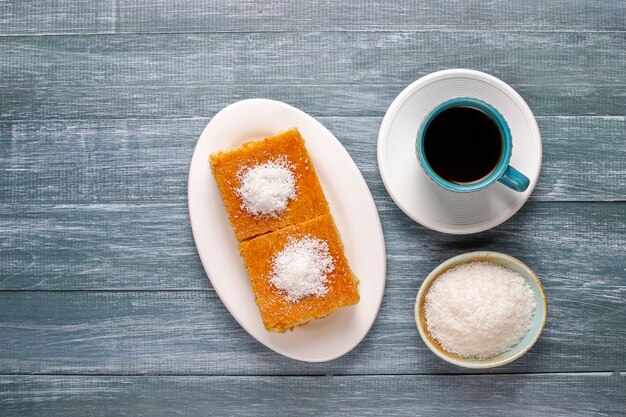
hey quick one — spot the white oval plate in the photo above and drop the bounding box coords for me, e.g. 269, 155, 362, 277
378, 69, 542, 234
188, 99, 386, 362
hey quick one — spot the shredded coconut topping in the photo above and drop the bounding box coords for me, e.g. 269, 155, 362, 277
235, 157, 297, 217
269, 236, 334, 302
424, 261, 536, 359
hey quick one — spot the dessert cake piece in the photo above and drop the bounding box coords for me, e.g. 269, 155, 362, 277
238, 213, 359, 333
210, 129, 330, 241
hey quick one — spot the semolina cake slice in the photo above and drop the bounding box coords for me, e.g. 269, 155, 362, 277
238, 213, 359, 333
209, 128, 330, 241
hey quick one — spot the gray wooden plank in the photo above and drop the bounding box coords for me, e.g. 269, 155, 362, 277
0, 288, 623, 375
0, 204, 624, 374
1, 32, 624, 88
1, 201, 625, 291
1, 117, 624, 205
2, 84, 625, 120
3, 0, 624, 34
116, 0, 626, 33
0, 374, 624, 417
0, 0, 115, 35
0, 203, 203, 290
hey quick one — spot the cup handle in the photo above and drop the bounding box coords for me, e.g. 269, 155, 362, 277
498, 165, 530, 192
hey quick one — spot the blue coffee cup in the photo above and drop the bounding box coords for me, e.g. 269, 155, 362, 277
416, 97, 530, 193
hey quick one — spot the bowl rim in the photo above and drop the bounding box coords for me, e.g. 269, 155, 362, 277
414, 251, 548, 368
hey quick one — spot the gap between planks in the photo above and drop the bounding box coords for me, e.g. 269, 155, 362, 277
1, 116, 624, 123
5, 84, 626, 88
1, 201, 625, 210
0, 29, 625, 38
0, 371, 618, 378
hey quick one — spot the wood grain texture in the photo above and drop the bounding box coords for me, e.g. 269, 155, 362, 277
0, 0, 115, 35
2, 84, 625, 120
1, 0, 625, 414
1, 117, 624, 206
0, 284, 624, 375
116, 0, 626, 33
0, 374, 624, 417
1, 203, 624, 375
2, 0, 625, 34
1, 202, 624, 291
1, 32, 624, 88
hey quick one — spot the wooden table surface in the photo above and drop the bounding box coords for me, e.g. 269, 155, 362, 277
1, 1, 625, 416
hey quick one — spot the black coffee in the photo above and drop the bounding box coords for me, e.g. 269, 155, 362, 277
423, 106, 503, 184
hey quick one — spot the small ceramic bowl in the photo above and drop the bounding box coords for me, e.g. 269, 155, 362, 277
415, 251, 547, 368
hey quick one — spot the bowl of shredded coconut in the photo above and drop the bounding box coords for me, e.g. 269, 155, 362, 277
415, 251, 547, 368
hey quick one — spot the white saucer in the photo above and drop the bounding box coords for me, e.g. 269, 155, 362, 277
377, 69, 542, 234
